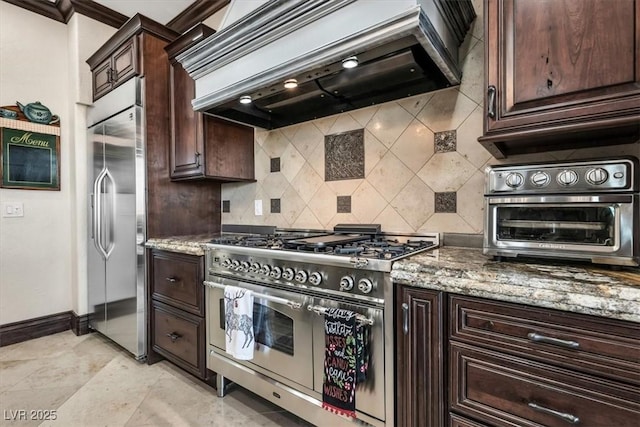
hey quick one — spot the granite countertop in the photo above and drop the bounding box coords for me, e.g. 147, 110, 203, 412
145, 235, 218, 256
391, 247, 640, 322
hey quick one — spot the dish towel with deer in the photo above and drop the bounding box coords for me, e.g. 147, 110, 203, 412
224, 286, 255, 360
322, 307, 369, 418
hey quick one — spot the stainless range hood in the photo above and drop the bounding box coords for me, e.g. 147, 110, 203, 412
177, 0, 475, 129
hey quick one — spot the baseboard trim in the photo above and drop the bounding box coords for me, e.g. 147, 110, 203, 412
0, 310, 92, 347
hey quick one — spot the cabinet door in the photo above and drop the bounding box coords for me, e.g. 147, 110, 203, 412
204, 117, 255, 181
93, 58, 113, 101
396, 287, 444, 427
111, 38, 138, 89
169, 60, 205, 179
482, 0, 640, 155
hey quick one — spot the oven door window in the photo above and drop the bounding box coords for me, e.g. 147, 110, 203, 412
219, 298, 294, 356
496, 205, 616, 245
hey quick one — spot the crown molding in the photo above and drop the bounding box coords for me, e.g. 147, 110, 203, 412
166, 0, 229, 33
3, 0, 131, 28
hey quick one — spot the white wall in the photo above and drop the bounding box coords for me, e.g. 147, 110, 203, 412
0, 2, 114, 324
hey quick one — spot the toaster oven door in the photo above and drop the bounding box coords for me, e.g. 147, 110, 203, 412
485, 194, 637, 263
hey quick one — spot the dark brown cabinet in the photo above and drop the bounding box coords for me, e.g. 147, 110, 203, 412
149, 249, 209, 380
395, 289, 640, 426
395, 287, 445, 427
165, 24, 255, 182
87, 15, 223, 238
448, 296, 640, 427
478, 0, 640, 158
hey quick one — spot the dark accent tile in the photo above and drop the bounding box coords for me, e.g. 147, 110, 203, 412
434, 130, 457, 153
270, 198, 281, 214
270, 157, 281, 172
325, 129, 364, 181
337, 196, 351, 213
222, 200, 230, 213
435, 192, 457, 213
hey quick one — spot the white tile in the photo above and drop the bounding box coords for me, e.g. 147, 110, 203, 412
364, 130, 388, 176
419, 213, 475, 234
291, 166, 324, 204
291, 122, 324, 161
253, 148, 271, 182
373, 205, 414, 233
327, 213, 360, 230
280, 144, 305, 183
367, 152, 414, 202
306, 138, 326, 179
390, 176, 435, 231
261, 130, 290, 158
457, 106, 492, 168
397, 93, 434, 117
327, 114, 362, 135
416, 87, 477, 133
417, 152, 477, 192
292, 207, 324, 230
261, 172, 289, 199
457, 170, 485, 233
326, 179, 362, 196
254, 129, 269, 146
470, 0, 484, 41
307, 184, 337, 227
280, 123, 300, 141
458, 39, 484, 105
350, 105, 379, 127
280, 184, 307, 225
366, 103, 414, 148
313, 115, 337, 135
390, 119, 435, 173
351, 181, 387, 223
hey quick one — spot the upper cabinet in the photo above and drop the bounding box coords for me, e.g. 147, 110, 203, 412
164, 24, 255, 182
87, 15, 178, 101
479, 0, 640, 158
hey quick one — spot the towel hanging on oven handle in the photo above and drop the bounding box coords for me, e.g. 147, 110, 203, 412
307, 304, 374, 326
204, 281, 303, 310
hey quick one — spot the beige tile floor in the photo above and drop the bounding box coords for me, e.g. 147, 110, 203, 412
0, 331, 311, 427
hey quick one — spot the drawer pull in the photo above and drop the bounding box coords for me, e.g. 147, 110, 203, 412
165, 277, 178, 283
528, 402, 580, 424
166, 332, 181, 342
527, 332, 580, 349
402, 303, 409, 335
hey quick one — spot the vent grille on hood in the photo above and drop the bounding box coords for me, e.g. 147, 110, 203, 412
177, 0, 475, 130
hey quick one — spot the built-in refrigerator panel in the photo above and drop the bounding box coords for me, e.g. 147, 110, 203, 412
87, 77, 146, 360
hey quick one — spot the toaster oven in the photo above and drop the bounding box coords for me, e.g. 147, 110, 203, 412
484, 157, 639, 267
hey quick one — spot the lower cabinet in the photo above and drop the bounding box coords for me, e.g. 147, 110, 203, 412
395, 288, 640, 426
148, 249, 210, 381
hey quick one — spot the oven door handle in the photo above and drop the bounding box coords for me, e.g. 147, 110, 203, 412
307, 304, 375, 326
203, 281, 303, 310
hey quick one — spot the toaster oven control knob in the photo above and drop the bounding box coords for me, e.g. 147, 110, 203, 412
339, 276, 354, 291
505, 172, 524, 188
249, 263, 261, 273
308, 272, 322, 286
358, 278, 374, 294
294, 270, 308, 283
270, 266, 282, 279
239, 261, 250, 272
260, 265, 271, 276
557, 169, 579, 186
530, 171, 550, 187
282, 268, 295, 281
586, 167, 609, 185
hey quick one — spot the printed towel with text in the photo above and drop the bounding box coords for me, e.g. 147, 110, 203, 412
323, 308, 358, 418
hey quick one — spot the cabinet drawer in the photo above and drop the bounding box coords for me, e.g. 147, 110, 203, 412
152, 301, 204, 377
151, 251, 203, 316
449, 296, 640, 385
449, 413, 487, 427
450, 343, 640, 427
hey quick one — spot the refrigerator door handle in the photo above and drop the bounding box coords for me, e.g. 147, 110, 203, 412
93, 169, 107, 259
93, 168, 116, 260
102, 168, 116, 259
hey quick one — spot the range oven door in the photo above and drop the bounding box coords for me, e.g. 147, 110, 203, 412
206, 277, 314, 389
485, 194, 638, 263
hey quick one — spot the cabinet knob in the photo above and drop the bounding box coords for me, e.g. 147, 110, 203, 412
166, 332, 181, 342
165, 277, 178, 284
195, 151, 201, 168
487, 85, 497, 119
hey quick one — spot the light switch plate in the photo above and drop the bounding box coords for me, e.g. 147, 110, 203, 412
3, 202, 24, 217
254, 199, 263, 216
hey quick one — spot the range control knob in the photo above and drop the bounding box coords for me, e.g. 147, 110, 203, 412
557, 169, 579, 186
358, 278, 374, 294
239, 261, 250, 272
530, 171, 550, 188
308, 272, 322, 286
221, 259, 232, 269
294, 270, 308, 284
339, 276, 354, 291
282, 268, 295, 281
270, 266, 282, 279
586, 167, 609, 185
249, 263, 261, 273
260, 265, 271, 276
230, 259, 240, 270
505, 172, 524, 188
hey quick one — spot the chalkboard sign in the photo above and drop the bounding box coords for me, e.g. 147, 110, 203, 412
1, 127, 60, 190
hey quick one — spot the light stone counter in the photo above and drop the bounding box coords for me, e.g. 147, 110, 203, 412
391, 247, 640, 323
145, 235, 218, 256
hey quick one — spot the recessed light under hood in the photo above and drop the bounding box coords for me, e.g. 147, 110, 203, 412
177, 0, 476, 130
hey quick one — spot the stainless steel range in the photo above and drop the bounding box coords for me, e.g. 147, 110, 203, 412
203, 225, 438, 427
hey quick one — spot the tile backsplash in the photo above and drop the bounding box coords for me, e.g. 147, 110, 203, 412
221, 13, 639, 235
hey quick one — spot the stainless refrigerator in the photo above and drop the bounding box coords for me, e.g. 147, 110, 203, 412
87, 77, 146, 360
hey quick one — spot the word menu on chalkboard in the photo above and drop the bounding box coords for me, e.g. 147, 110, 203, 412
1, 127, 60, 190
